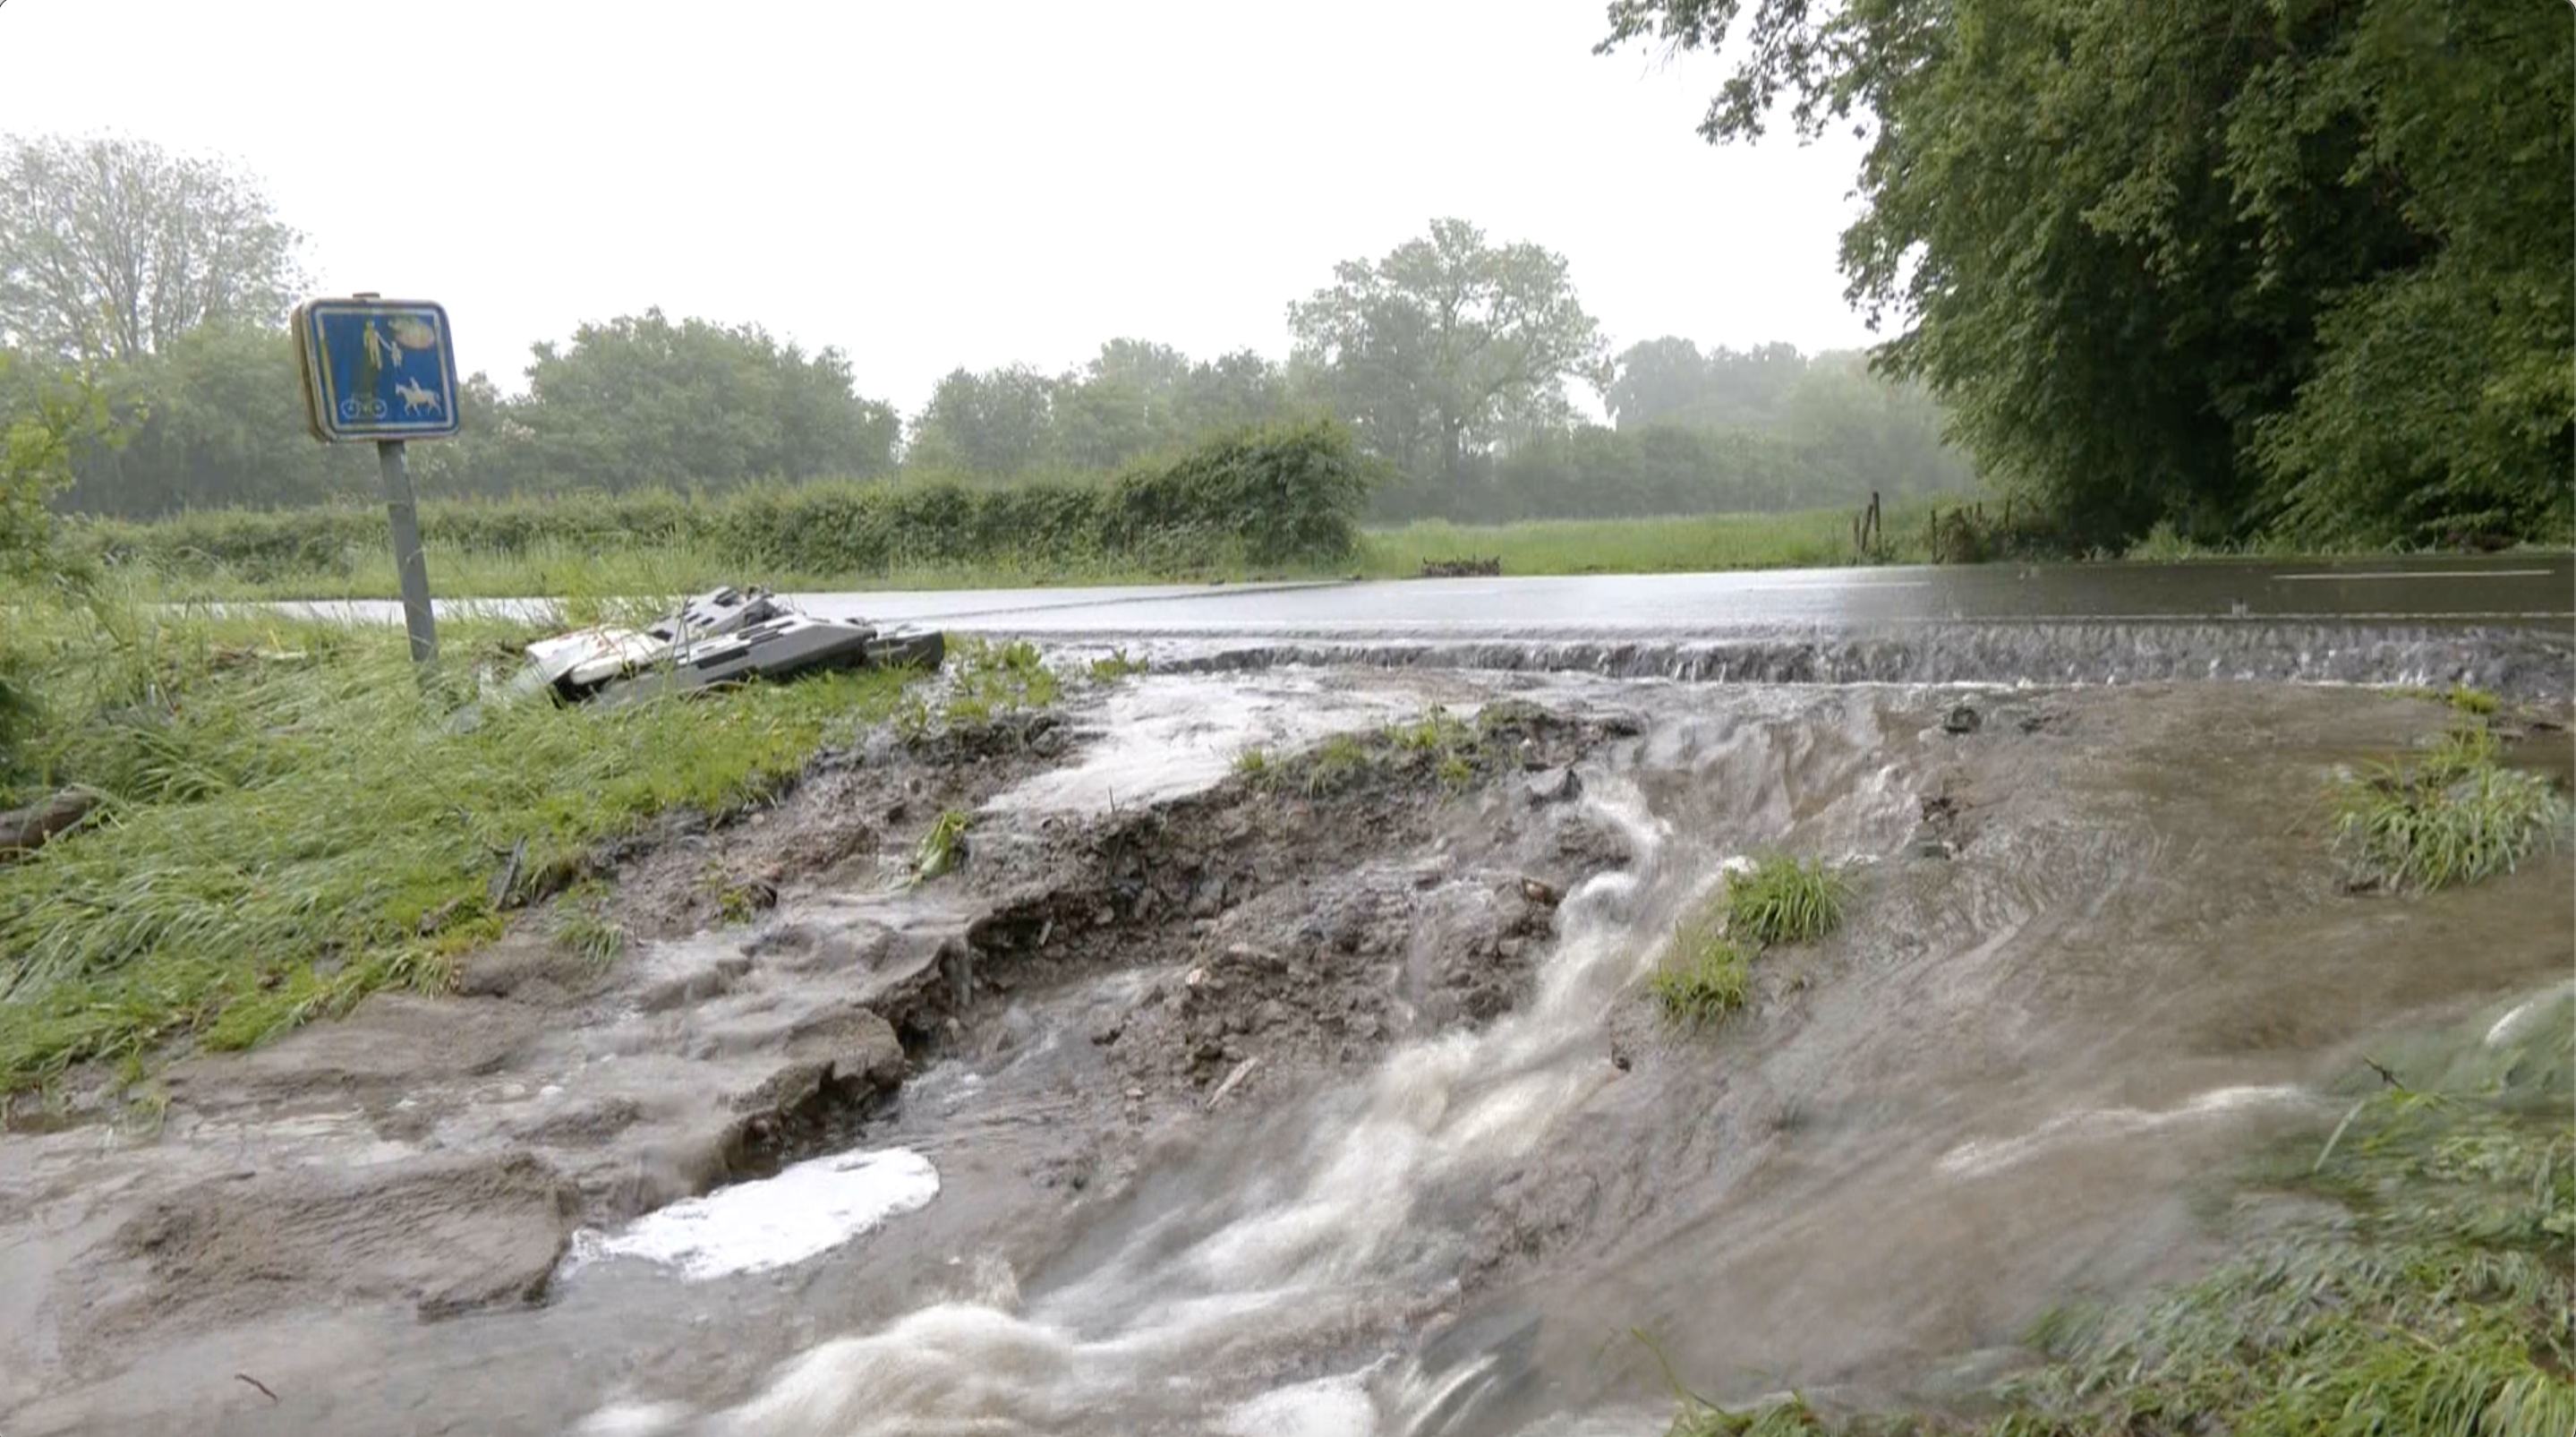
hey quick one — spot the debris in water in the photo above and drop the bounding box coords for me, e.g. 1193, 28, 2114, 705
233, 1373, 280, 1403
1942, 703, 1983, 735
506, 586, 944, 707
0, 786, 101, 862
1525, 766, 1582, 806
1206, 1056, 1260, 1110
563, 1148, 939, 1280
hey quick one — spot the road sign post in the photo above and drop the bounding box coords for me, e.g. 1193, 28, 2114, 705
377, 440, 437, 667
293, 295, 461, 675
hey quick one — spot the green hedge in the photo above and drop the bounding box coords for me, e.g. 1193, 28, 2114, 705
64, 419, 1372, 583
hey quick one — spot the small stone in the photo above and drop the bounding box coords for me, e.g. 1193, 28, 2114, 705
1124, 1086, 1146, 1101
1497, 937, 1524, 961
1254, 998, 1289, 1030
1941, 704, 1983, 735
1088, 1012, 1125, 1046
1519, 877, 1562, 907
1524, 766, 1582, 806
1222, 943, 1284, 971
1183, 966, 1209, 988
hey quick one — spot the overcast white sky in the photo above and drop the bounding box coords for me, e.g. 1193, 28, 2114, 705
0, 0, 1874, 418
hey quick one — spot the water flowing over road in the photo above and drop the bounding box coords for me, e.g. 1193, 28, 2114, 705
286, 552, 2576, 633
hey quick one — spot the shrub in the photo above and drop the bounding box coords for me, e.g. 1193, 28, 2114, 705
71, 419, 1376, 585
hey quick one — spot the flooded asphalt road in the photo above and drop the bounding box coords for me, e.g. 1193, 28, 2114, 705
790, 552, 2576, 634
286, 552, 2575, 637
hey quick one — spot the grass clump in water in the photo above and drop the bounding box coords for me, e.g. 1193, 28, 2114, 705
2331, 726, 2568, 893
1725, 856, 1850, 946
938, 637, 1059, 725
1086, 648, 1148, 683
1390, 704, 1471, 754
2390, 683, 2504, 718
551, 881, 628, 965
1301, 732, 1371, 798
0, 583, 926, 1099
1650, 925, 1753, 1029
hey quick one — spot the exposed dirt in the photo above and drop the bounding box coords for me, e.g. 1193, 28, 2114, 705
0, 675, 1644, 1429
109, 1151, 579, 1328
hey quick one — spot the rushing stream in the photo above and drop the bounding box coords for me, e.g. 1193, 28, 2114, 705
569, 681, 2570, 1437
671, 776, 1681, 1437
6, 676, 2568, 1437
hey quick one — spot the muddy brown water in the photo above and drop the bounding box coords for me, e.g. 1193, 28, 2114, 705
2, 671, 2570, 1437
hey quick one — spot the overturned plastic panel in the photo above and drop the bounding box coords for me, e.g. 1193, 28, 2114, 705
508, 587, 946, 706
643, 586, 783, 646
593, 614, 883, 707
512, 627, 672, 703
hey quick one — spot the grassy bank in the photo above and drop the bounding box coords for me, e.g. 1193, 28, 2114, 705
1359, 509, 1901, 577
0, 581, 942, 1107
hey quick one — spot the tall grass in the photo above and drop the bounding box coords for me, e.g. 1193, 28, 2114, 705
1359, 509, 1893, 577
0, 577, 925, 1097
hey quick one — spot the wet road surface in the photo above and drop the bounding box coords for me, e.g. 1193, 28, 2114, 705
289, 552, 2574, 638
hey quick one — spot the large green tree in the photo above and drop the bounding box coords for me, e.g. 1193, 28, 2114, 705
1600, 0, 2573, 547
1288, 218, 1609, 486
62, 322, 367, 515
513, 309, 898, 492
0, 134, 304, 364
906, 364, 1057, 477
1608, 338, 1810, 431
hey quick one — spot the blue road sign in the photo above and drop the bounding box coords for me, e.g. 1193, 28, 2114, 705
294, 298, 461, 442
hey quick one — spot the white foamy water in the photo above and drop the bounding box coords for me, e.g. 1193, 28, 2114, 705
1221, 1372, 1385, 1437
1933, 1085, 2314, 1180
2484, 981, 2575, 1048
603, 776, 1676, 1437
565, 1148, 940, 1281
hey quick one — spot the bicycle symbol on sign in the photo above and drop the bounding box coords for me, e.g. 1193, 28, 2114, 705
337, 396, 392, 422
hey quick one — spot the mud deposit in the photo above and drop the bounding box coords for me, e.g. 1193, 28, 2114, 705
2, 670, 2569, 1437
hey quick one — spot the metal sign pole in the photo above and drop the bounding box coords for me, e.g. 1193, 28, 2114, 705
295, 293, 458, 679
377, 439, 438, 670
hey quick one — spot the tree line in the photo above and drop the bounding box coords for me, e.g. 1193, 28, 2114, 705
1602, 0, 2572, 550
0, 132, 1968, 527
